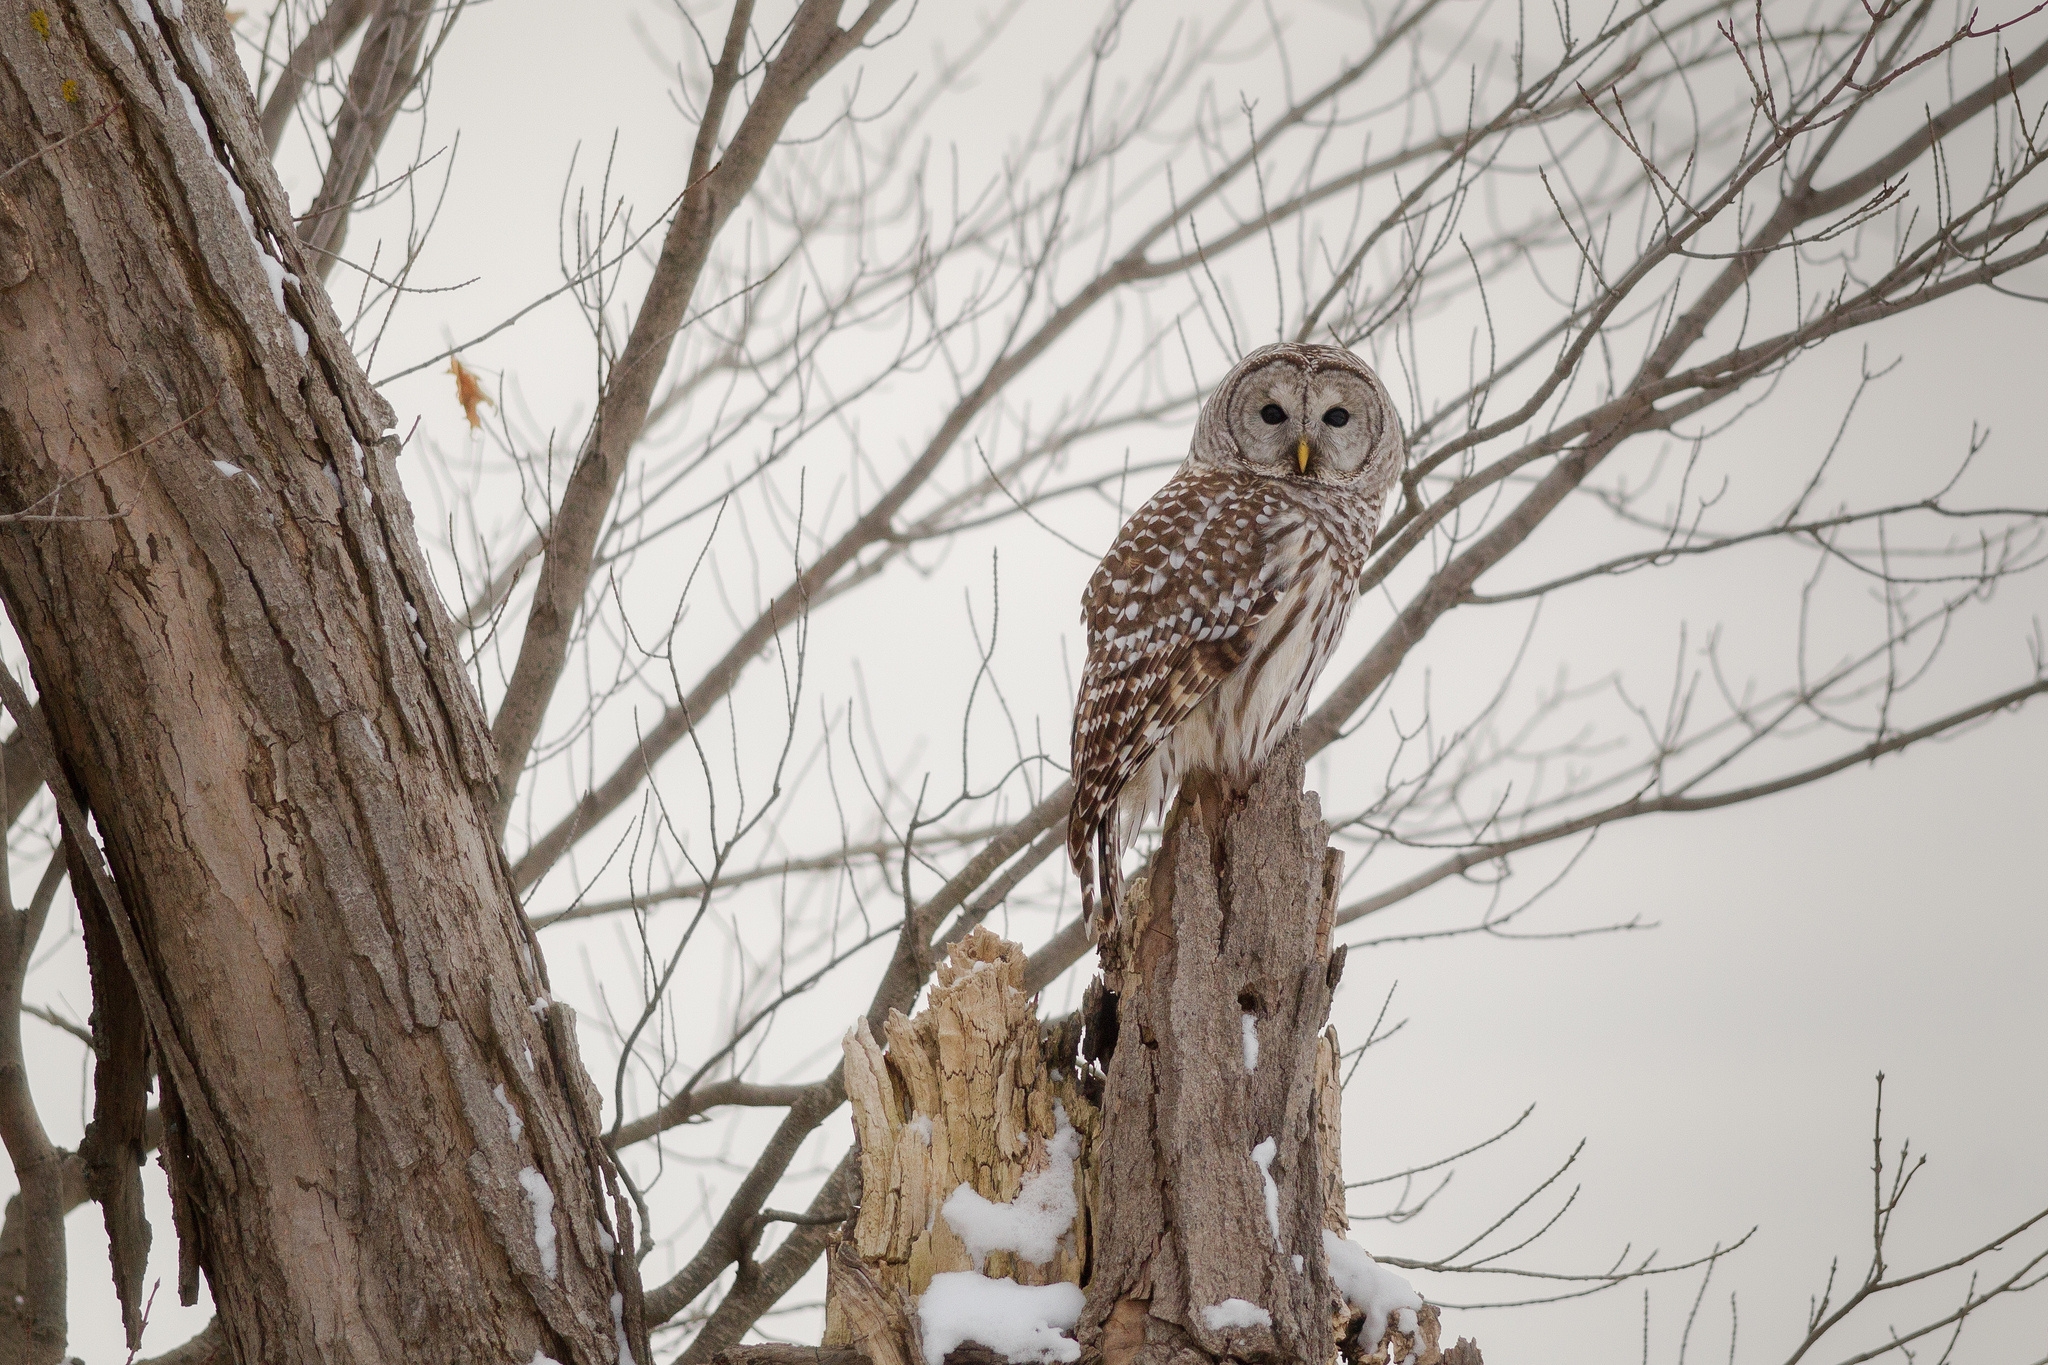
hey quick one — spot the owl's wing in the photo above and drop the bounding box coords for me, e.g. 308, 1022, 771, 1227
1068, 470, 1288, 922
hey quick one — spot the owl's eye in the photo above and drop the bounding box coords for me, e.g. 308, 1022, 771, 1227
1322, 407, 1351, 428
1259, 403, 1287, 425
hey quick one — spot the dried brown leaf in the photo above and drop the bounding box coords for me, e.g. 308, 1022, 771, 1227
447, 357, 493, 430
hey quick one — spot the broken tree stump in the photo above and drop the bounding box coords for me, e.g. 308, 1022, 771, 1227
1081, 735, 1353, 1365
828, 929, 1098, 1365
822, 740, 1476, 1365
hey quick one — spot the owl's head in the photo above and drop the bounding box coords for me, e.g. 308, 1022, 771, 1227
1188, 342, 1405, 498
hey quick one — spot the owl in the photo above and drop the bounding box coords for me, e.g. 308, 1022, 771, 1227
1067, 342, 1406, 928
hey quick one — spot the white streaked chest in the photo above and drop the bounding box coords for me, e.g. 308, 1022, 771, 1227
1162, 509, 1360, 781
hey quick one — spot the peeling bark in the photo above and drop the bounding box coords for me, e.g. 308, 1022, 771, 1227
73, 833, 153, 1351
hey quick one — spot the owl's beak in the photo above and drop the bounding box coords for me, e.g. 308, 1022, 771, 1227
1296, 436, 1311, 473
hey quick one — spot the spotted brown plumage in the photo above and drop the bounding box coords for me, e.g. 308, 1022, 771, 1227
1068, 343, 1406, 928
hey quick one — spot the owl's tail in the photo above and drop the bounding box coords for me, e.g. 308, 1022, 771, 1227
1066, 796, 1123, 937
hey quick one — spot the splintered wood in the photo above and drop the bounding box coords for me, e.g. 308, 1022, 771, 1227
828, 928, 1096, 1365
1351, 1305, 1445, 1365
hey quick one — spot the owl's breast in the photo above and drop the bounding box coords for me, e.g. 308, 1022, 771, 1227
1175, 514, 1363, 783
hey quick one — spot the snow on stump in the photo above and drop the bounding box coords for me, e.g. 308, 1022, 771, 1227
826, 927, 1097, 1365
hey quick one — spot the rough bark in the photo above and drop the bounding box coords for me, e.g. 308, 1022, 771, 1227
1079, 739, 1456, 1365
0, 4, 642, 1363
1080, 739, 1345, 1365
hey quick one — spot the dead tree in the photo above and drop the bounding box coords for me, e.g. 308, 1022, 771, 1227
809, 743, 1464, 1365
1082, 740, 1391, 1365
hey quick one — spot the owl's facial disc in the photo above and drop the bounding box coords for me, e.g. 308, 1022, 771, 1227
1205, 345, 1400, 485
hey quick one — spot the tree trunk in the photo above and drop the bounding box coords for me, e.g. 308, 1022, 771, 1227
0, 4, 643, 1363
1081, 738, 1351, 1365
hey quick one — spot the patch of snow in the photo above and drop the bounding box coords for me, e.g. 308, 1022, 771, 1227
217, 170, 256, 239
611, 1292, 636, 1365
1322, 1230, 1422, 1350
167, 59, 303, 338
493, 1083, 522, 1142
1241, 1013, 1260, 1072
170, 76, 258, 247
254, 253, 290, 315
1250, 1138, 1281, 1248
907, 1114, 933, 1144
210, 460, 243, 478
517, 1166, 557, 1279
917, 1272, 1082, 1365
597, 1222, 615, 1254
172, 78, 209, 150
522, 1044, 534, 1071
1199, 1299, 1272, 1332
323, 462, 342, 498
117, 0, 161, 40
1292, 1254, 1304, 1274
530, 1353, 563, 1365
116, 30, 135, 57
529, 994, 552, 1016
163, 0, 184, 18
289, 317, 308, 357
941, 1105, 1078, 1269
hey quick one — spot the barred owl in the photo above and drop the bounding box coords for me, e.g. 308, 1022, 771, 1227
1068, 342, 1406, 927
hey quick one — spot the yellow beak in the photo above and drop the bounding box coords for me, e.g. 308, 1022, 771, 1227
1296, 437, 1311, 473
